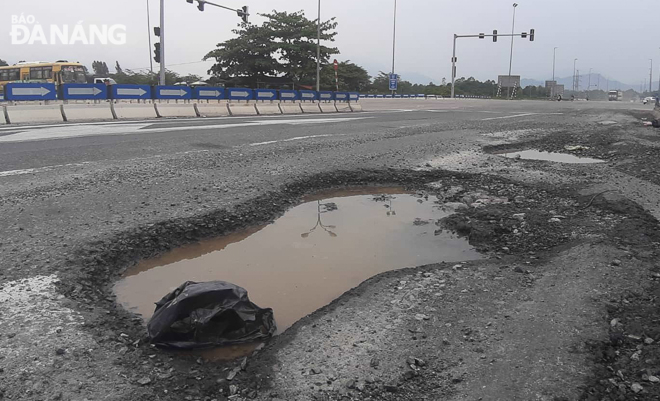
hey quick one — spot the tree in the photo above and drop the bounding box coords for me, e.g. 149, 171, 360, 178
204, 10, 340, 88
204, 23, 278, 88
320, 61, 370, 92
92, 61, 110, 76
261, 10, 339, 85
0, 59, 8, 67
114, 61, 123, 75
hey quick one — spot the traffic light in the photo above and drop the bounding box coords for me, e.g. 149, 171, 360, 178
154, 27, 160, 37
529, 29, 535, 41
238, 6, 249, 23
521, 32, 527, 38
479, 32, 485, 39
197, 1, 205, 11
493, 30, 498, 42
154, 43, 161, 63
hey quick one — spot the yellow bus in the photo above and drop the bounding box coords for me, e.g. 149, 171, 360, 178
0, 61, 88, 94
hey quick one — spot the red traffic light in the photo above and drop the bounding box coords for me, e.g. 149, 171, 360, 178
529, 29, 535, 41
493, 30, 498, 42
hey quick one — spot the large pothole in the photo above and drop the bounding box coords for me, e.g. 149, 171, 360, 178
113, 187, 481, 358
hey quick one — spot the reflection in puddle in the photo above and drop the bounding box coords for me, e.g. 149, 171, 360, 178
114, 188, 481, 359
499, 149, 603, 164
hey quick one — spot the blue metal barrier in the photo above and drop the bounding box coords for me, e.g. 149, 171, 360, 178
279, 90, 300, 101
61, 83, 107, 100
254, 89, 277, 101
5, 83, 57, 101
154, 85, 192, 100
299, 90, 318, 101
194, 87, 225, 100
227, 88, 254, 100
319, 91, 334, 102
111, 84, 152, 100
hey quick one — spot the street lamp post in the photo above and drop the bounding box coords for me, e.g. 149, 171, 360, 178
316, 0, 321, 92
573, 58, 578, 92
391, 0, 397, 95
587, 67, 592, 99
506, 3, 518, 99
650, 59, 653, 95
159, 0, 165, 85
552, 47, 558, 81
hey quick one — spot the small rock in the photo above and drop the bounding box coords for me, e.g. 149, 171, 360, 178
645, 337, 655, 345
631, 383, 643, 393
311, 368, 322, 375
548, 218, 561, 223
229, 385, 239, 395
384, 382, 398, 392
55, 348, 66, 356
648, 376, 660, 383
227, 366, 241, 381
610, 318, 620, 328
414, 314, 430, 321
612, 259, 622, 266
137, 377, 151, 386
512, 213, 526, 221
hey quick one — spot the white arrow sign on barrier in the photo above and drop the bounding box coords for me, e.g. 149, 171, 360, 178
68, 87, 103, 96
198, 90, 222, 97
13, 87, 51, 96
230, 91, 250, 97
320, 93, 332, 99
117, 88, 147, 97
336, 94, 347, 99
281, 92, 296, 98
257, 92, 276, 98
160, 89, 188, 97
301, 92, 315, 99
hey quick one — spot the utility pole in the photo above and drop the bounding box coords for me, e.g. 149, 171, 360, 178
576, 69, 580, 92
391, 0, 397, 95
587, 67, 592, 99
147, 0, 154, 74
650, 59, 653, 95
552, 47, 558, 81
316, 0, 321, 92
507, 3, 518, 99
159, 0, 165, 85
572, 58, 577, 92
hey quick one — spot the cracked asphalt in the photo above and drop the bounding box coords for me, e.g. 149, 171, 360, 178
1, 98, 659, 401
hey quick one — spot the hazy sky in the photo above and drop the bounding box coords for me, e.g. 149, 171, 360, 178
2, 0, 658, 85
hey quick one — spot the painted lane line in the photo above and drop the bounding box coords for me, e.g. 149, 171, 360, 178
0, 150, 210, 178
249, 134, 342, 146
0, 117, 371, 143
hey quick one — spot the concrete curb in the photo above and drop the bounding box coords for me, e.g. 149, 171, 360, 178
255, 103, 283, 115
301, 103, 322, 113
2, 105, 10, 124
154, 103, 197, 118
279, 103, 303, 115
336, 103, 351, 113
348, 103, 363, 112
228, 103, 258, 117
319, 103, 338, 113
62, 103, 115, 122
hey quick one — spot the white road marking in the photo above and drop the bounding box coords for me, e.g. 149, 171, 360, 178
249, 134, 341, 146
0, 150, 210, 178
0, 117, 371, 143
481, 112, 563, 121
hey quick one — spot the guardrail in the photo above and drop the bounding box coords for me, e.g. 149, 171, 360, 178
0, 82, 360, 103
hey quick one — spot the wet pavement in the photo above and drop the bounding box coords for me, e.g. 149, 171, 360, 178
497, 149, 604, 164
114, 188, 481, 336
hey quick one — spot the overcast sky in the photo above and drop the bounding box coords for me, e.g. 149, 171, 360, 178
2, 0, 659, 85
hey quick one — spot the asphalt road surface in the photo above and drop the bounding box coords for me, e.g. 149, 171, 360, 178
2, 98, 659, 401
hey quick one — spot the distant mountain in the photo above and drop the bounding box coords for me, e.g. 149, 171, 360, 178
522, 74, 652, 92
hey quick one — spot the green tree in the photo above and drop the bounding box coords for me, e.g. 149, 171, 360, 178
0, 59, 8, 67
114, 61, 123, 75
320, 61, 370, 91
204, 10, 340, 88
92, 61, 110, 76
204, 23, 278, 88
261, 10, 338, 86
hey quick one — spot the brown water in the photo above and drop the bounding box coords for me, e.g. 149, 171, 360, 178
499, 150, 604, 164
114, 188, 481, 358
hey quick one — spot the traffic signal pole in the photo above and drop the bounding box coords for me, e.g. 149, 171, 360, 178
157, 1, 250, 85
159, 0, 165, 85
450, 31, 534, 99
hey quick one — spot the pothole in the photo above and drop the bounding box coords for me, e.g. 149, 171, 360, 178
497, 150, 604, 164
113, 187, 481, 359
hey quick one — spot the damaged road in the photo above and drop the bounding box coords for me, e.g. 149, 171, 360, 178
1, 99, 660, 401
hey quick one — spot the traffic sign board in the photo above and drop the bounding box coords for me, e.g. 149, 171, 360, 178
5, 83, 57, 101
227, 88, 254, 100
299, 90, 318, 101
335, 92, 349, 101
255, 89, 277, 100
111, 85, 152, 100
389, 74, 398, 91
194, 87, 225, 100
319, 91, 334, 101
61, 84, 107, 100
279, 90, 300, 101
155, 86, 192, 100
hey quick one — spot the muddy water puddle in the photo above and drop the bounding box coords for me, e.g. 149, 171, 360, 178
114, 187, 480, 359
498, 149, 603, 164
